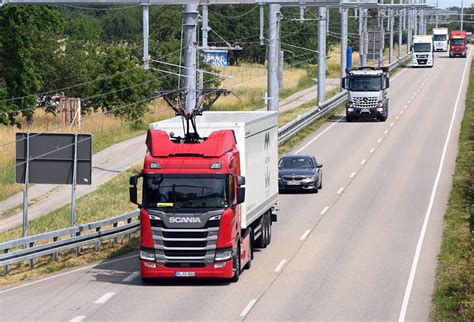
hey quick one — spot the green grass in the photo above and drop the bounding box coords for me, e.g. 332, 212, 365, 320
431, 62, 474, 321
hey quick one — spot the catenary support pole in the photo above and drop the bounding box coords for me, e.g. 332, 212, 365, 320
142, 3, 149, 70
359, 7, 363, 66
22, 133, 30, 237
389, 2, 394, 64
260, 4, 265, 45
267, 4, 280, 112
461, 0, 464, 30
183, 4, 198, 115
71, 133, 78, 227
362, 9, 368, 67
340, 6, 348, 80
318, 6, 327, 105
399, 8, 403, 59
202, 4, 208, 49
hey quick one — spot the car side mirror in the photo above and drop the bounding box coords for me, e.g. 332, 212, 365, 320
236, 187, 245, 204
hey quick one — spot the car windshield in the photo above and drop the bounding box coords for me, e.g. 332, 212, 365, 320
279, 157, 314, 169
433, 35, 446, 41
414, 43, 432, 52
451, 39, 465, 46
348, 76, 382, 91
143, 174, 228, 209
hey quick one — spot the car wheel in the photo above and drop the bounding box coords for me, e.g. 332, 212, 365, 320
318, 174, 322, 189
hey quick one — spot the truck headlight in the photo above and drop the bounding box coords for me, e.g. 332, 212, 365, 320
215, 248, 233, 262
140, 249, 156, 261
346, 101, 354, 108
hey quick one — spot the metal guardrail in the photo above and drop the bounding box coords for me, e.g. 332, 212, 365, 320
1, 210, 139, 273
277, 54, 411, 145
0, 54, 412, 273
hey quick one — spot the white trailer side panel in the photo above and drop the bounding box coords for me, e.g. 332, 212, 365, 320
149, 111, 279, 229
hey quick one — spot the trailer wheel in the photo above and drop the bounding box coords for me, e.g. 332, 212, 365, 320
230, 243, 241, 282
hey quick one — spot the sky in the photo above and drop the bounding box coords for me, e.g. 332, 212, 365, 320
426, 0, 474, 9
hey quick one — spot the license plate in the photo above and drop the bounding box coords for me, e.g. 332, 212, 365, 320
288, 181, 300, 185
175, 271, 195, 277
361, 108, 370, 113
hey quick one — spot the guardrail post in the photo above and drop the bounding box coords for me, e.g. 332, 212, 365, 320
75, 232, 81, 256
113, 223, 118, 245
3, 249, 8, 274
53, 237, 59, 261
29, 242, 34, 269
127, 218, 132, 242
96, 227, 101, 251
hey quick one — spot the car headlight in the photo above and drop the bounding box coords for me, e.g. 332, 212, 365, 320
140, 249, 156, 261
215, 248, 233, 262
303, 176, 317, 181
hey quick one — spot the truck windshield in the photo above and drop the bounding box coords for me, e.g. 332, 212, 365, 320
143, 174, 229, 209
348, 76, 382, 91
433, 35, 446, 41
414, 43, 432, 52
450, 39, 465, 46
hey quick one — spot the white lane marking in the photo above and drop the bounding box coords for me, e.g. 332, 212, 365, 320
94, 292, 116, 304
396, 116, 400, 120
369, 148, 375, 153
0, 254, 137, 295
350, 171, 357, 178
296, 116, 345, 153
407, 100, 411, 104
398, 48, 472, 322
337, 187, 345, 194
384, 129, 389, 134
390, 122, 395, 127
377, 138, 382, 143
240, 299, 257, 317
293, 65, 408, 154
300, 229, 311, 240
122, 271, 140, 283
401, 110, 404, 114
403, 105, 407, 109
70, 316, 86, 322
320, 206, 329, 215
274, 259, 287, 272
361, 159, 367, 165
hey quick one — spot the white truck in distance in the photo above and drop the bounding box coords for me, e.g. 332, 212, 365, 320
433, 28, 449, 52
412, 35, 434, 67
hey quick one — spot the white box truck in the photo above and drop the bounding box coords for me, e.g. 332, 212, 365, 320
433, 28, 449, 52
130, 111, 278, 282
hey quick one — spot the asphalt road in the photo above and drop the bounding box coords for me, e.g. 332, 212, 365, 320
0, 51, 471, 321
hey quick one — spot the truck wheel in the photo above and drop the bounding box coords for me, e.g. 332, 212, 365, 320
141, 277, 153, 284
255, 216, 268, 248
378, 115, 387, 122
230, 244, 241, 282
243, 229, 253, 270
346, 115, 353, 122
266, 213, 272, 246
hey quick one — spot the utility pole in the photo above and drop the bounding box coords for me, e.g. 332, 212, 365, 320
362, 9, 368, 67
461, 0, 464, 30
199, 4, 209, 91
359, 7, 363, 66
318, 6, 327, 105
379, 9, 385, 67
340, 6, 348, 80
435, 0, 438, 28
142, 3, 150, 70
267, 4, 280, 112
183, 4, 198, 115
389, 3, 394, 65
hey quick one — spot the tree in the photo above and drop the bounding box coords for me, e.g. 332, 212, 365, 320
0, 5, 63, 125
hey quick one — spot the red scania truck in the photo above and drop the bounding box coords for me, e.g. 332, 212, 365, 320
129, 111, 278, 282
449, 31, 468, 58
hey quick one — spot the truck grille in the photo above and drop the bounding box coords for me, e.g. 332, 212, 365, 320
353, 97, 378, 108
151, 219, 219, 265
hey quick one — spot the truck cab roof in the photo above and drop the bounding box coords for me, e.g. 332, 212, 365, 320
347, 67, 387, 76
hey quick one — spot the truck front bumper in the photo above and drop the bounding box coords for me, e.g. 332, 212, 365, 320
346, 107, 385, 117
140, 258, 234, 279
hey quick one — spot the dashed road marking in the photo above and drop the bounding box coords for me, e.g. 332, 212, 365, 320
70, 316, 86, 322
274, 259, 287, 272
369, 148, 375, 153
300, 229, 311, 240
94, 292, 116, 304
377, 138, 382, 143
361, 159, 367, 165
320, 206, 329, 215
384, 129, 389, 134
122, 271, 140, 283
350, 172, 357, 178
337, 187, 345, 194
240, 299, 257, 317
390, 122, 395, 127
396, 116, 400, 120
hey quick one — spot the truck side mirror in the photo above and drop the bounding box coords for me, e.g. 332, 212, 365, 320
237, 175, 245, 187
129, 175, 140, 206
385, 78, 390, 89
341, 77, 347, 89
236, 187, 245, 204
